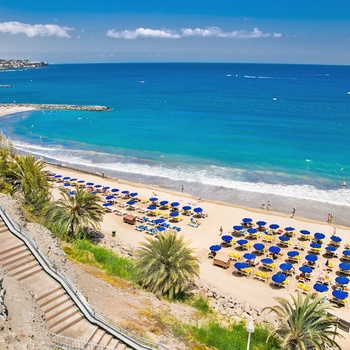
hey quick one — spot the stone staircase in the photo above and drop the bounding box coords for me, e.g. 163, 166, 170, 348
0, 219, 130, 349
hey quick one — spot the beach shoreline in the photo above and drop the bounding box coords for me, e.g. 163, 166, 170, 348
45, 162, 350, 346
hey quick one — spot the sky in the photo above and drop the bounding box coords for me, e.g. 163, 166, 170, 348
0, 1, 349, 65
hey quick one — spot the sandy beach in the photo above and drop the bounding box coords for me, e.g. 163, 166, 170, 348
47, 163, 350, 332
0, 104, 36, 117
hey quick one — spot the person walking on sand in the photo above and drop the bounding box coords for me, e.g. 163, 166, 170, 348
267, 201, 270, 212
181, 185, 184, 192
261, 200, 265, 209
333, 227, 337, 235
219, 226, 223, 236
291, 208, 296, 218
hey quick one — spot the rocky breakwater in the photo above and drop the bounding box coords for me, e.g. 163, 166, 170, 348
15, 103, 111, 112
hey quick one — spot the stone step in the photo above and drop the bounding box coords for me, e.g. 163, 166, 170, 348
36, 285, 62, 302
2, 253, 35, 271
41, 294, 71, 313
45, 299, 74, 322
115, 342, 128, 350
88, 328, 105, 346
0, 242, 23, 256
97, 332, 114, 348
9, 259, 38, 276
0, 226, 8, 234
15, 264, 42, 282
0, 245, 28, 262
47, 305, 81, 329
49, 312, 83, 334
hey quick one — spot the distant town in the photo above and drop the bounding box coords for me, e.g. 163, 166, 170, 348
0, 59, 48, 70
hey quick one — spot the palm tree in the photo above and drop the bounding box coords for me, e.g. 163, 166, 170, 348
134, 232, 200, 299
10, 154, 51, 217
48, 187, 104, 238
263, 292, 343, 350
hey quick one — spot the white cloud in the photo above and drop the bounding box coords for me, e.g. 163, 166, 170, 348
182, 27, 282, 39
107, 28, 181, 39
107, 26, 282, 40
0, 21, 73, 38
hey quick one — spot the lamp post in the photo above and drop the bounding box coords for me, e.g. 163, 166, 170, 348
246, 320, 254, 350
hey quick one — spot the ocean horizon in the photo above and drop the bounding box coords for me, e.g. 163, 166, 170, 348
1, 63, 350, 226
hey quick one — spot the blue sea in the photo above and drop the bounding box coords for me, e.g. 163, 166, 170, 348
1, 63, 350, 225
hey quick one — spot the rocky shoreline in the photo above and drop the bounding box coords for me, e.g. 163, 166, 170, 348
4, 103, 111, 112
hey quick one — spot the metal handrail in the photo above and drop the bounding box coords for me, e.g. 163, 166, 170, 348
0, 204, 168, 350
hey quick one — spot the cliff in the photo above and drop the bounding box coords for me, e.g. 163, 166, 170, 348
0, 59, 48, 70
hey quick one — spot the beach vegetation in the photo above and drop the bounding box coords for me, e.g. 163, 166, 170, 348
46, 188, 104, 239
169, 318, 280, 350
134, 232, 200, 300
63, 239, 135, 281
263, 292, 342, 350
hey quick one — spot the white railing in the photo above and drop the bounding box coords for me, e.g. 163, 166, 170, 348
0, 204, 168, 350
51, 333, 115, 350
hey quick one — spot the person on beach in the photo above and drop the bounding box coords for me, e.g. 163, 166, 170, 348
333, 227, 337, 235
327, 213, 330, 223
219, 226, 223, 236
267, 201, 270, 211
330, 214, 334, 224
181, 185, 184, 192
291, 208, 296, 218
343, 181, 346, 188
261, 200, 265, 209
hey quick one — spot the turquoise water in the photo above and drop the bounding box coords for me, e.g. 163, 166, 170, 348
1, 63, 350, 224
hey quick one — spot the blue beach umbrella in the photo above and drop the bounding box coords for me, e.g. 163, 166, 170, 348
86, 182, 94, 186
314, 284, 328, 293
63, 183, 70, 187
237, 239, 248, 246
339, 262, 350, 271
157, 227, 166, 232
171, 202, 180, 207
332, 290, 348, 300
111, 188, 119, 193
269, 246, 281, 254
222, 235, 233, 243
285, 226, 295, 232
170, 211, 179, 217
287, 251, 299, 257
279, 263, 293, 271
121, 190, 129, 194
299, 265, 312, 274
194, 207, 203, 213
233, 225, 243, 231
242, 218, 252, 223
272, 273, 286, 284
154, 218, 166, 224
335, 276, 350, 285
343, 250, 350, 257
77, 180, 85, 183
243, 253, 256, 261
182, 205, 191, 211
102, 202, 112, 207
247, 228, 258, 234
63, 176, 70, 181
70, 178, 77, 182
261, 258, 274, 265
331, 235, 342, 243
234, 262, 249, 270
279, 236, 290, 242
314, 232, 325, 240
147, 205, 157, 210
305, 254, 318, 262
269, 224, 280, 230
130, 192, 138, 197
253, 243, 265, 251
106, 195, 115, 200
325, 245, 337, 252
210, 245, 222, 252
300, 230, 310, 235
160, 200, 169, 206
54, 174, 62, 178
310, 243, 322, 249
149, 197, 158, 202
102, 186, 110, 190
69, 191, 75, 196
126, 200, 136, 205
256, 221, 266, 227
